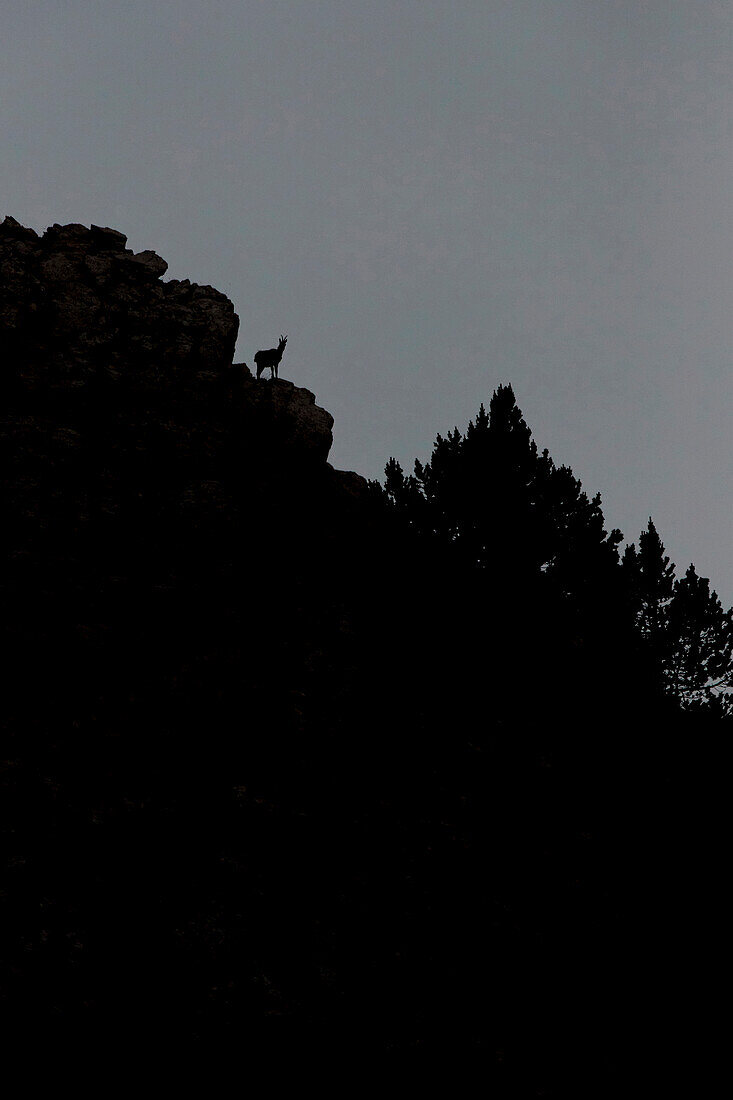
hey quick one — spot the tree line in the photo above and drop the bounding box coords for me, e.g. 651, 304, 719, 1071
373, 383, 732, 720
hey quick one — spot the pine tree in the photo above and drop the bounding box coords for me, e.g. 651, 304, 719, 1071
625, 519, 676, 642
380, 385, 626, 594
666, 564, 733, 710
377, 385, 641, 726
623, 521, 733, 712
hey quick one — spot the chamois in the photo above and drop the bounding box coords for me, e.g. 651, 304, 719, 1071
254, 334, 288, 380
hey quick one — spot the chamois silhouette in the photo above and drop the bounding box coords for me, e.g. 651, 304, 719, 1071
254, 334, 288, 380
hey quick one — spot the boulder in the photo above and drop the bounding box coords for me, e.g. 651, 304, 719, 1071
129, 249, 169, 278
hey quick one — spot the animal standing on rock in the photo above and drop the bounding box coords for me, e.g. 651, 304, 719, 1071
254, 334, 288, 380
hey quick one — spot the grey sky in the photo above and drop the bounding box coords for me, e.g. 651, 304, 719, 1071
2, 1, 732, 600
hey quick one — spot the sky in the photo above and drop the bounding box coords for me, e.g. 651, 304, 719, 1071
2, 0, 732, 601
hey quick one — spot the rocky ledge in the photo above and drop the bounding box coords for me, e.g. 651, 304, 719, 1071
0, 215, 361, 480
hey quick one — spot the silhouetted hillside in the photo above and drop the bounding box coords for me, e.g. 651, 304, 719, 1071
1, 218, 724, 1087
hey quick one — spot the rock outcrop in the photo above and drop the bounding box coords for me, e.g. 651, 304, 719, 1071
1, 215, 236, 390
0, 215, 372, 790
0, 216, 344, 466
0, 215, 363, 540
0, 217, 378, 1052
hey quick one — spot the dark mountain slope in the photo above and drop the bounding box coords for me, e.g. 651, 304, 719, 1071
0, 218, 719, 1087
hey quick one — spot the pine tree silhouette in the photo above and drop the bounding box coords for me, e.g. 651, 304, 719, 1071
623, 519, 733, 711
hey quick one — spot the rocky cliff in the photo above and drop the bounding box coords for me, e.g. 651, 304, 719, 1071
1, 218, 382, 1046
0, 213, 371, 737
0, 214, 351, 468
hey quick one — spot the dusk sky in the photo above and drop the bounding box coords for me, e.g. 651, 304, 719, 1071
2, 0, 732, 600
